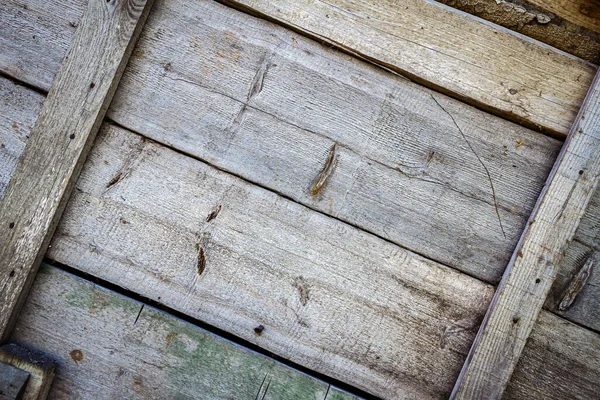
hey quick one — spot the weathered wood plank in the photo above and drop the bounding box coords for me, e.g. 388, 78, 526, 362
0, 77, 44, 199
220, 0, 596, 136
0, 0, 154, 341
110, 0, 560, 283
436, 0, 600, 64
505, 310, 600, 400
451, 70, 600, 399
11, 264, 358, 400
49, 122, 496, 399
0, 0, 563, 283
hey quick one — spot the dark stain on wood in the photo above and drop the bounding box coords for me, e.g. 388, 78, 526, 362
254, 325, 265, 335
70, 349, 83, 362
206, 205, 222, 222
196, 246, 206, 276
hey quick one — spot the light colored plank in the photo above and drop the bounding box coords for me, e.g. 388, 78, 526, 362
0, 0, 154, 341
506, 311, 600, 400
0, 77, 44, 198
0, 0, 563, 282
12, 264, 358, 400
49, 122, 496, 399
220, 0, 596, 136
435, 0, 600, 64
109, 0, 559, 283
451, 70, 600, 399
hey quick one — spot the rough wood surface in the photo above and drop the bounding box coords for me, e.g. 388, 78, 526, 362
111, 0, 561, 283
451, 70, 600, 399
0, 344, 56, 400
48, 122, 497, 399
505, 310, 600, 400
219, 0, 596, 137
0, 0, 564, 283
545, 186, 600, 332
0, 77, 44, 199
11, 264, 358, 400
436, 0, 600, 64
0, 0, 154, 341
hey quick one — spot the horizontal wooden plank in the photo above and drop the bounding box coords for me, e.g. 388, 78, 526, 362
110, 0, 561, 283
435, 0, 600, 64
506, 311, 600, 400
220, 0, 596, 136
451, 68, 600, 399
49, 121, 497, 399
0, 0, 563, 283
11, 264, 358, 400
0, 0, 155, 341
0, 77, 44, 198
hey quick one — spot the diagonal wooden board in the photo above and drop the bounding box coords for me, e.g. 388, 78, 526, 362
451, 70, 600, 399
0, 0, 154, 341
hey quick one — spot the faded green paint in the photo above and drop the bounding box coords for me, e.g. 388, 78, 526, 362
33, 265, 361, 399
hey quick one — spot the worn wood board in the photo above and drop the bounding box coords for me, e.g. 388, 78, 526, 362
436, 0, 600, 64
451, 70, 600, 399
48, 122, 496, 399
219, 0, 596, 136
11, 264, 358, 400
0, 0, 154, 341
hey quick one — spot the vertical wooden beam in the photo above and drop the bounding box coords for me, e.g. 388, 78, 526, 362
451, 70, 600, 399
0, 0, 154, 342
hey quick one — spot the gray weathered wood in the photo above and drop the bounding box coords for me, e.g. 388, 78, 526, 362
0, 0, 564, 283
11, 264, 358, 400
0, 77, 44, 199
0, 344, 56, 400
109, 0, 560, 283
0, 362, 29, 400
435, 0, 600, 64
0, 0, 154, 341
505, 310, 600, 400
220, 0, 596, 136
49, 122, 496, 399
451, 70, 600, 399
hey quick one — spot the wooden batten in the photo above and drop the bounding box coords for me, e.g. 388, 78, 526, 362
0, 0, 154, 341
451, 70, 600, 399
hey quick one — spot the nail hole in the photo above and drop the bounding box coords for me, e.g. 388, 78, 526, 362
253, 325, 265, 335
90, 82, 95, 89
535, 278, 540, 284
579, 170, 584, 175
9, 270, 15, 277
9, 222, 14, 229
69, 134, 75, 140
512, 317, 520, 324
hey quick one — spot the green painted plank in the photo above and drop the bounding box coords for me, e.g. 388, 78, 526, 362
11, 264, 359, 400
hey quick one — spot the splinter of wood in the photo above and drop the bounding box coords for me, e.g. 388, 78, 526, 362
558, 253, 596, 311
311, 143, 336, 196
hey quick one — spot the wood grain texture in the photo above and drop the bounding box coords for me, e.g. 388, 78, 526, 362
505, 310, 600, 400
0, 77, 44, 199
436, 0, 600, 64
220, 0, 596, 137
544, 186, 600, 332
527, 0, 600, 33
0, 0, 563, 282
0, 0, 154, 341
11, 264, 358, 400
48, 122, 496, 399
451, 70, 600, 399
0, 361, 29, 400
109, 0, 560, 283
